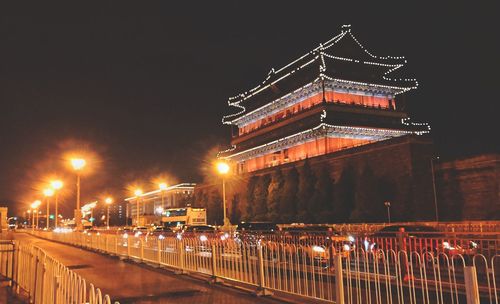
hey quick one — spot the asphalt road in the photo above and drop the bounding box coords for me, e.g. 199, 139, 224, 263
9, 232, 290, 304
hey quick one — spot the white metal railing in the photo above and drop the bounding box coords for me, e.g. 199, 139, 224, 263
28, 230, 499, 304
0, 240, 119, 304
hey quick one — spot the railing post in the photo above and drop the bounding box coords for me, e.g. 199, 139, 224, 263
209, 243, 223, 283
464, 266, 480, 304
157, 239, 161, 266
53, 275, 60, 304
105, 235, 108, 252
335, 254, 345, 304
127, 237, 131, 258
175, 240, 187, 274
255, 244, 273, 296
115, 235, 118, 255
140, 238, 144, 261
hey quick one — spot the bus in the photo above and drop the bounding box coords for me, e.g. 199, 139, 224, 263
161, 207, 206, 228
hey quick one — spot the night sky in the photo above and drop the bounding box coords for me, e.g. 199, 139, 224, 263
1, 2, 499, 215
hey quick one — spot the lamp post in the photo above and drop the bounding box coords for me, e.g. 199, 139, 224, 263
430, 157, 439, 222
43, 188, 54, 229
105, 197, 113, 229
384, 201, 391, 223
216, 161, 231, 230
27, 210, 31, 228
31, 200, 41, 230
134, 189, 143, 226
51, 180, 63, 228
159, 182, 167, 209
71, 158, 86, 231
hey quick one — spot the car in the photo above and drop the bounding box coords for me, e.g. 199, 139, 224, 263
366, 225, 478, 259
132, 226, 150, 237
178, 225, 216, 241
148, 226, 174, 240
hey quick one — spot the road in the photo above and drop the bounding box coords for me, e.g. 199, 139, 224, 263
9, 233, 290, 304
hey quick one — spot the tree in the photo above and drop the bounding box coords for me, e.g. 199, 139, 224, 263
253, 174, 271, 220
280, 167, 299, 223
334, 165, 356, 222
350, 165, 377, 222
207, 188, 223, 225
309, 165, 334, 223
242, 176, 258, 221
230, 194, 242, 223
297, 160, 315, 222
267, 168, 284, 222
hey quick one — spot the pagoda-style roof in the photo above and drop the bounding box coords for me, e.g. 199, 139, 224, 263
223, 25, 418, 124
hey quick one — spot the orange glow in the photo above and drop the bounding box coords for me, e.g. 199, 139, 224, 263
43, 188, 54, 197
158, 182, 168, 190
134, 189, 143, 197
239, 91, 391, 135
31, 200, 41, 209
105, 197, 113, 204
242, 136, 372, 173
216, 161, 230, 175
50, 180, 63, 190
70, 158, 86, 171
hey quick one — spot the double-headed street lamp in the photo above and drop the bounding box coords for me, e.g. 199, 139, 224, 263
50, 180, 63, 228
216, 161, 231, 230
71, 158, 86, 230
43, 188, 54, 229
105, 197, 113, 229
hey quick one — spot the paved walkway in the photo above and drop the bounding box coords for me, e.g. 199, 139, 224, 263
11, 233, 286, 304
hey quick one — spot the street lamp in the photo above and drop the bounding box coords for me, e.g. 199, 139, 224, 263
134, 189, 143, 226
105, 197, 113, 229
71, 158, 86, 230
31, 200, 41, 229
51, 180, 63, 228
430, 157, 439, 222
27, 210, 32, 228
216, 161, 231, 230
43, 188, 54, 229
384, 201, 391, 223
159, 182, 168, 209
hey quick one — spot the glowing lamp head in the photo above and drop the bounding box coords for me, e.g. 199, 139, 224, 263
71, 158, 86, 171
216, 162, 230, 175
51, 180, 63, 190
159, 183, 168, 191
134, 189, 143, 197
43, 188, 54, 197
105, 197, 113, 205
31, 200, 41, 209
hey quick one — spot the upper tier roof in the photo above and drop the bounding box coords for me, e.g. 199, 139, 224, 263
223, 25, 418, 124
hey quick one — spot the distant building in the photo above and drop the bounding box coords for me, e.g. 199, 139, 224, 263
125, 183, 195, 226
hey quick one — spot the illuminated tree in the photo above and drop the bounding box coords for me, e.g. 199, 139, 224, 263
297, 160, 315, 223
280, 167, 299, 223
309, 165, 334, 223
242, 175, 258, 220
254, 174, 271, 221
267, 168, 284, 222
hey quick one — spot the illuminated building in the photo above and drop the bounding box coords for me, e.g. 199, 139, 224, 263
220, 25, 430, 173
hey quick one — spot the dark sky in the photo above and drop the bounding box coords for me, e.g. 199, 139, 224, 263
1, 2, 499, 215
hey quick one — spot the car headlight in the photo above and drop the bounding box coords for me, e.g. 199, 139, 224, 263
176, 233, 182, 240
312, 245, 325, 253
470, 241, 478, 248
123, 233, 128, 239
200, 235, 208, 242
159, 234, 165, 240
348, 235, 355, 243
442, 241, 451, 249
343, 244, 351, 251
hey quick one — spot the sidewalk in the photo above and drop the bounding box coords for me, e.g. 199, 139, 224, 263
11, 233, 285, 304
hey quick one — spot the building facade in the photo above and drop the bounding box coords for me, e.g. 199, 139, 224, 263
125, 183, 195, 226
220, 25, 430, 173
